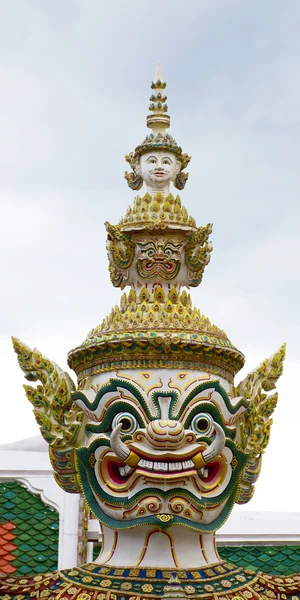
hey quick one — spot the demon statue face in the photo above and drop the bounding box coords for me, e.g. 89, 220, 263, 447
105, 223, 213, 290
73, 369, 248, 531
135, 235, 183, 281
12, 320, 285, 539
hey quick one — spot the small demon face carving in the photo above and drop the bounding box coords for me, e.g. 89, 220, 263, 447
136, 238, 183, 281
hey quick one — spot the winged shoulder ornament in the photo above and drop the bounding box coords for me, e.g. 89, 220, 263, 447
184, 224, 213, 286
105, 222, 136, 287
235, 343, 286, 504
12, 337, 84, 450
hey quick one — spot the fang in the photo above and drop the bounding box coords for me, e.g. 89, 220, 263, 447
199, 467, 209, 478
119, 464, 135, 477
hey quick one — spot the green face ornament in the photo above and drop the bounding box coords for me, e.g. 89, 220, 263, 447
73, 369, 248, 532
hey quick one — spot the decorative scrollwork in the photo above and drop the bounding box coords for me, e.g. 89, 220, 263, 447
156, 514, 174, 523
123, 496, 162, 519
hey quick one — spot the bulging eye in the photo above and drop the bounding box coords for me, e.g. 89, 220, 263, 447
191, 413, 214, 436
112, 412, 137, 435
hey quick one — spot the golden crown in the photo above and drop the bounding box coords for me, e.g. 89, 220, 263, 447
68, 65, 245, 386
67, 288, 244, 386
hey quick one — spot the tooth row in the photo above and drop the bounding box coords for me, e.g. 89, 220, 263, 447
138, 459, 195, 472
118, 460, 210, 478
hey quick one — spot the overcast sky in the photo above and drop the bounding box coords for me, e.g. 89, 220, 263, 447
1, 1, 300, 512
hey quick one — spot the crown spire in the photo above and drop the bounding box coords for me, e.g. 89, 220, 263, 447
147, 62, 170, 135
154, 61, 164, 83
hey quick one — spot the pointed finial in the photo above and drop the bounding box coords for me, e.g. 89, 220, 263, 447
154, 61, 164, 83
147, 63, 170, 135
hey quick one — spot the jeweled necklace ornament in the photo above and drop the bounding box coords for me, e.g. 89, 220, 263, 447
3, 65, 297, 600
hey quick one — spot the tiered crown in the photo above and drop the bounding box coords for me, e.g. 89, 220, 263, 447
68, 287, 244, 385
119, 192, 197, 232
67, 66, 245, 385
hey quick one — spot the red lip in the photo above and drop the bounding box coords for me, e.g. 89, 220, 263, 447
107, 457, 125, 485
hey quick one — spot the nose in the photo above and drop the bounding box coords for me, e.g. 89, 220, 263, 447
156, 158, 165, 169
145, 420, 185, 449
153, 251, 166, 261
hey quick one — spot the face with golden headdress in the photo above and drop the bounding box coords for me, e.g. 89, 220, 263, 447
74, 368, 248, 531
135, 151, 181, 195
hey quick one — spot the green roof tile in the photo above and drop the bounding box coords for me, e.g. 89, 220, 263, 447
2, 501, 18, 510
0, 481, 58, 577
17, 533, 32, 542
34, 543, 48, 551
3, 491, 17, 500
31, 532, 48, 542
18, 543, 32, 552
218, 545, 300, 575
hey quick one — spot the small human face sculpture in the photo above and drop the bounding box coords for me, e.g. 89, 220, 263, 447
137, 151, 181, 196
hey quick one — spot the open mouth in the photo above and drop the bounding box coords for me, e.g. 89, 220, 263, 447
146, 259, 166, 266
144, 260, 176, 271
119, 458, 201, 477
145, 259, 174, 266
101, 452, 223, 490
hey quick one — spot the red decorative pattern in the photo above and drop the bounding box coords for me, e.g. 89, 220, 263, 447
1, 565, 300, 600
0, 522, 17, 574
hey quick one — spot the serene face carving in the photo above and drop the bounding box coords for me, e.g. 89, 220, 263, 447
74, 369, 248, 531
136, 151, 181, 193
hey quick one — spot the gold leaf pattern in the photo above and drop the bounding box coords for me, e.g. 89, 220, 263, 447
119, 193, 196, 231
12, 337, 83, 450
236, 344, 286, 504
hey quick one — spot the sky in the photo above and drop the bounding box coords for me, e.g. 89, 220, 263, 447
1, 0, 300, 512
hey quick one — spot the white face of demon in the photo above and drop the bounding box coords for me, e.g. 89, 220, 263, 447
73, 369, 248, 532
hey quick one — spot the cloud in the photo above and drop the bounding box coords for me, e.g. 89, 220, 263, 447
1, 1, 300, 514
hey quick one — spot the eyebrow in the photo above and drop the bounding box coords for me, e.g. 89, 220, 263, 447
146, 156, 158, 161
